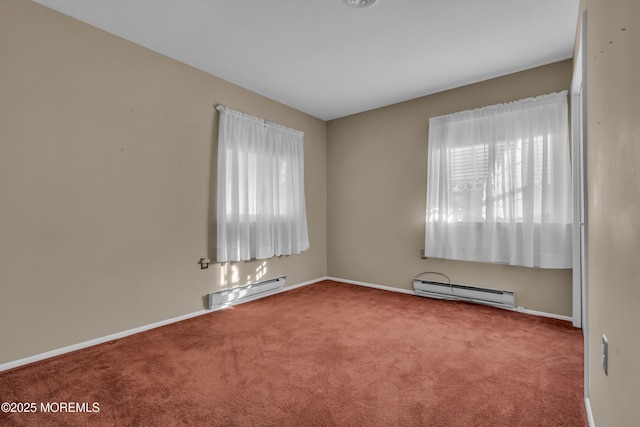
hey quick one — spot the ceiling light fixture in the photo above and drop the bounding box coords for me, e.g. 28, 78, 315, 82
343, 0, 376, 8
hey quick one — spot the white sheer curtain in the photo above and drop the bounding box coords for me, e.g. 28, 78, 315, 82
216, 107, 309, 262
425, 91, 572, 268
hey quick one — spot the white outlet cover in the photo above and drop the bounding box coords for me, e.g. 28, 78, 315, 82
601, 335, 608, 375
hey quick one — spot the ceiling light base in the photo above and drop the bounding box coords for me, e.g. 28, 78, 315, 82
343, 0, 376, 8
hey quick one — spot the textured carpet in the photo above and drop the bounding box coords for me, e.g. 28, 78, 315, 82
0, 280, 586, 426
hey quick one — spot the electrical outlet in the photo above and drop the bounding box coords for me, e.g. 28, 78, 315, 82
199, 257, 211, 269
601, 335, 608, 375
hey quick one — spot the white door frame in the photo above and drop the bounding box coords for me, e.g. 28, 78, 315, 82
571, 10, 589, 398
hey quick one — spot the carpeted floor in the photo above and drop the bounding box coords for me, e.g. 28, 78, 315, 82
0, 280, 586, 426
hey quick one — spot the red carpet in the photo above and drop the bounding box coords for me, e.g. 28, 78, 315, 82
0, 280, 586, 426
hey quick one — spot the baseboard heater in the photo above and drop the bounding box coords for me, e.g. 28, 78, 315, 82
207, 276, 286, 309
412, 279, 515, 309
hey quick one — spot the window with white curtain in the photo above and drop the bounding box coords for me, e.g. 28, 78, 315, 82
216, 106, 309, 262
425, 91, 572, 268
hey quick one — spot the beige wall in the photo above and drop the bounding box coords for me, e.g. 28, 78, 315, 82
583, 0, 640, 425
327, 61, 574, 316
0, 0, 327, 364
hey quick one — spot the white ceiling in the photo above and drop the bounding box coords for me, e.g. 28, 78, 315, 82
34, 0, 580, 121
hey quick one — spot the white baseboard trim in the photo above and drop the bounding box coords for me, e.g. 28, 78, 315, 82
517, 307, 573, 323
328, 276, 573, 323
0, 276, 326, 373
0, 309, 205, 372
285, 276, 329, 292
326, 276, 415, 295
585, 396, 595, 427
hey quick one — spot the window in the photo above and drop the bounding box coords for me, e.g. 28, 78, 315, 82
216, 107, 309, 262
425, 91, 572, 268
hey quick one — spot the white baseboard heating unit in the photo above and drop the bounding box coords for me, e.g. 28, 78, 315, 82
207, 276, 286, 309
413, 278, 515, 309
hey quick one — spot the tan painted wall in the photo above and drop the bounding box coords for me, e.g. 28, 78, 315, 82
0, 0, 327, 364
584, 0, 640, 425
327, 61, 574, 316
